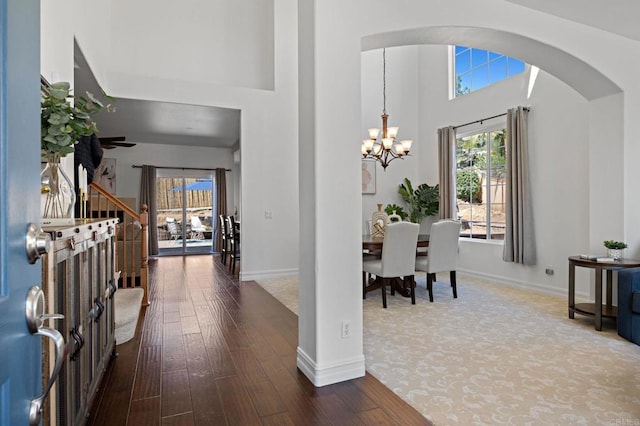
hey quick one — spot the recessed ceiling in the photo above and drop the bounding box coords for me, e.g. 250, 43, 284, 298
74, 42, 240, 149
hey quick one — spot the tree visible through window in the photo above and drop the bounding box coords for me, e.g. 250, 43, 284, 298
454, 46, 525, 96
456, 129, 506, 239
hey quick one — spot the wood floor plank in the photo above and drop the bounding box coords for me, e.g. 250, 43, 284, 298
243, 378, 287, 417
216, 375, 262, 425
230, 348, 268, 386
260, 412, 296, 426
352, 374, 431, 425
161, 411, 195, 426
161, 369, 192, 418
332, 379, 378, 413
132, 345, 161, 400
87, 254, 430, 425
189, 370, 226, 424
129, 396, 161, 426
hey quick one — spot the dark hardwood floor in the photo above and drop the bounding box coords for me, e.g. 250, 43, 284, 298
87, 255, 431, 425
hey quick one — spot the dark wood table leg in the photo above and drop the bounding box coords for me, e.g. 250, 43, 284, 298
606, 269, 613, 308
595, 266, 603, 331
568, 261, 575, 319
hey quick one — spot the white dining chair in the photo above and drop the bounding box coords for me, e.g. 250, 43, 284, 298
363, 221, 420, 308
415, 219, 462, 302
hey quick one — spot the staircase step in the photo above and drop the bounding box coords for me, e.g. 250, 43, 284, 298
114, 288, 144, 344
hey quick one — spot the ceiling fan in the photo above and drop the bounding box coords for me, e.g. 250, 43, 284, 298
98, 136, 136, 150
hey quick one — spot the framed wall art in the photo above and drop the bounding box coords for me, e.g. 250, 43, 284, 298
362, 160, 376, 194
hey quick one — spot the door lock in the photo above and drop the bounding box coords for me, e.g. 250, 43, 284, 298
26, 223, 51, 264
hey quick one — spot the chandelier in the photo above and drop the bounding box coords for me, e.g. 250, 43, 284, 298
361, 48, 412, 170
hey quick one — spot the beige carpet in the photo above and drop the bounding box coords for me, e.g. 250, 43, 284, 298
256, 273, 640, 426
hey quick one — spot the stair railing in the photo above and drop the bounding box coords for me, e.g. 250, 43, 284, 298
87, 182, 149, 306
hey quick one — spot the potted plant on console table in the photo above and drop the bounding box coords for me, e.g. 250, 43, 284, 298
41, 81, 109, 222
604, 240, 628, 261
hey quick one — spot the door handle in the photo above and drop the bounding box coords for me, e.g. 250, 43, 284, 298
25, 286, 67, 426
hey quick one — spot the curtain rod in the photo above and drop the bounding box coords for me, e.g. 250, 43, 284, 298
453, 107, 530, 130
132, 165, 231, 172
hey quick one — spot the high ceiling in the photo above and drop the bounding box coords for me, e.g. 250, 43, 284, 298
74, 43, 241, 149
74, 2, 636, 150
504, 0, 640, 42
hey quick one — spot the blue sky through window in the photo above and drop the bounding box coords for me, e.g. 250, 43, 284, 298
454, 46, 525, 96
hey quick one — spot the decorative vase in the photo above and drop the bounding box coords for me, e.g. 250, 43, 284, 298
371, 203, 389, 238
608, 248, 623, 261
41, 160, 76, 219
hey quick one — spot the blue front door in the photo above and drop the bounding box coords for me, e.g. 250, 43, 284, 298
0, 0, 44, 424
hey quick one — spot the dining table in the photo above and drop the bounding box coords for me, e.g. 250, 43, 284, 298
362, 233, 430, 298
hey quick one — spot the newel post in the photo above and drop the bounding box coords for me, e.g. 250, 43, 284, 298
139, 203, 149, 306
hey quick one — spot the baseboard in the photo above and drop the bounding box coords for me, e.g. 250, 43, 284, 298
240, 268, 298, 282
296, 347, 365, 387
456, 269, 584, 299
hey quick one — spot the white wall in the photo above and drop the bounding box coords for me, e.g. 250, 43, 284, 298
363, 42, 618, 299
98, 143, 234, 211
361, 47, 425, 232
303, 0, 639, 385
74, 0, 300, 280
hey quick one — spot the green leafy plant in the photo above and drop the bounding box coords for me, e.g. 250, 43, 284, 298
384, 204, 408, 221
397, 178, 439, 223
603, 240, 627, 250
41, 81, 111, 162
456, 169, 482, 203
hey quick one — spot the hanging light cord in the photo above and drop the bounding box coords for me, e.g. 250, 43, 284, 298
382, 48, 387, 115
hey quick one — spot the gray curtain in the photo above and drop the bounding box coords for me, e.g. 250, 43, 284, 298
215, 168, 227, 253
140, 165, 159, 255
438, 126, 457, 219
503, 107, 536, 265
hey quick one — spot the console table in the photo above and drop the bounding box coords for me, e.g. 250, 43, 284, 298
568, 256, 640, 331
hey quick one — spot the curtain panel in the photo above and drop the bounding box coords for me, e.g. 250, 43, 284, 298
438, 126, 457, 220
503, 107, 536, 265
140, 165, 159, 255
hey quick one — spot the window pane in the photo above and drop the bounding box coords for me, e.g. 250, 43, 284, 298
456, 129, 506, 240
452, 46, 527, 97
471, 67, 488, 91
508, 58, 526, 75
471, 48, 488, 69
455, 45, 469, 55
489, 56, 507, 84
455, 48, 471, 74
458, 73, 471, 95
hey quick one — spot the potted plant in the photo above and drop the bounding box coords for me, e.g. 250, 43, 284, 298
384, 203, 408, 222
603, 240, 627, 260
397, 177, 439, 224
41, 81, 109, 218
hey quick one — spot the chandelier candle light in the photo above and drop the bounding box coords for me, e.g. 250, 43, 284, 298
361, 48, 412, 170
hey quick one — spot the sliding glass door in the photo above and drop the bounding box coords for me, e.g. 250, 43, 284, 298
156, 169, 216, 255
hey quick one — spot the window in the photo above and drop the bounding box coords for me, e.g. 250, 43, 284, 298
453, 46, 525, 97
456, 128, 506, 240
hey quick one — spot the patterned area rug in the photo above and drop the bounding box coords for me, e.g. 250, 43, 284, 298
255, 274, 640, 425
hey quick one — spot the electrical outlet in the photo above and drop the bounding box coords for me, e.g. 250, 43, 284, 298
341, 321, 352, 338
545, 266, 554, 276
264, 210, 273, 219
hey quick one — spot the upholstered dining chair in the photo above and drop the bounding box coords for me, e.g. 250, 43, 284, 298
362, 221, 420, 308
218, 214, 230, 264
415, 219, 462, 302
226, 216, 240, 275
